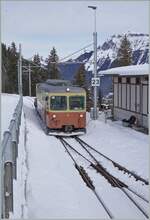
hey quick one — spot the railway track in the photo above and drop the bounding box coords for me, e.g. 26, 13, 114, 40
58, 136, 113, 219
75, 136, 149, 185
56, 136, 149, 219
34, 99, 149, 218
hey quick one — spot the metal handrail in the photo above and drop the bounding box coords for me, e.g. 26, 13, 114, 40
1, 96, 23, 219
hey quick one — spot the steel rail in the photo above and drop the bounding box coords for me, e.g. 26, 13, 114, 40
73, 136, 149, 218
122, 188, 149, 218
73, 137, 149, 201
60, 137, 149, 218
57, 137, 113, 219
75, 136, 149, 185
127, 187, 149, 203
61, 137, 148, 203
103, 171, 149, 219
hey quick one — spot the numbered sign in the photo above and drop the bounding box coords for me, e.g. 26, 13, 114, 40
91, 77, 100, 86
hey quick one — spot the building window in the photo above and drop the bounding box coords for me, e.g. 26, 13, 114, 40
122, 77, 126, 83
118, 83, 122, 107
114, 84, 118, 107
136, 85, 140, 113
144, 76, 148, 81
122, 84, 126, 109
130, 77, 136, 84
114, 77, 118, 83
126, 84, 130, 110
118, 77, 121, 83
136, 77, 140, 84
127, 77, 130, 84
148, 86, 149, 114
142, 85, 148, 114
131, 85, 135, 111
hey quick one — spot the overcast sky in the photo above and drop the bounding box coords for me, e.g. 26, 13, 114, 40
1, 0, 149, 60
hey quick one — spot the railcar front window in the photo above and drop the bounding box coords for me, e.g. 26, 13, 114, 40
69, 96, 85, 110
50, 96, 67, 110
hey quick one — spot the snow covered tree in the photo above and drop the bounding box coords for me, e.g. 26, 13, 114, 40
33, 53, 41, 66
46, 47, 60, 79
116, 35, 132, 66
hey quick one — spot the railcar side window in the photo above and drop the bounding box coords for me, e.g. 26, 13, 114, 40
50, 96, 67, 110
69, 96, 85, 110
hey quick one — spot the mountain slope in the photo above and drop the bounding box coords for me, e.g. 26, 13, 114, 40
58, 33, 149, 97
84, 33, 149, 72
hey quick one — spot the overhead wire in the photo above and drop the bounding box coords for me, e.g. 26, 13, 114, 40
59, 43, 93, 62
21, 42, 93, 70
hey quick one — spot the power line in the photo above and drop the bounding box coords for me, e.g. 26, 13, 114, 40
59, 43, 93, 62
21, 42, 93, 69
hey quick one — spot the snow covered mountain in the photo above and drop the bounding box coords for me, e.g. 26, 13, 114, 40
59, 33, 149, 97
76, 33, 149, 72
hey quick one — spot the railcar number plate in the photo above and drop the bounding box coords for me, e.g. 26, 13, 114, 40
91, 77, 100, 86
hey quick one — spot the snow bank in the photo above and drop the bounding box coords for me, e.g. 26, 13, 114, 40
1, 94, 27, 218
1, 93, 20, 138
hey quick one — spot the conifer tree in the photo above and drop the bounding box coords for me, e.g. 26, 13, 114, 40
2, 42, 49, 95
7, 42, 19, 93
21, 53, 48, 96
33, 53, 41, 65
74, 64, 91, 110
2, 42, 19, 93
29, 53, 48, 96
31, 53, 42, 96
46, 47, 60, 79
74, 64, 86, 87
2, 43, 9, 92
116, 35, 132, 66
10, 42, 17, 55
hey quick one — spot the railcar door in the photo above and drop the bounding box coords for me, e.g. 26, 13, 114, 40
45, 96, 49, 125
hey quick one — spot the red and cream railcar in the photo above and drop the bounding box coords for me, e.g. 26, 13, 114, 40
34, 80, 86, 135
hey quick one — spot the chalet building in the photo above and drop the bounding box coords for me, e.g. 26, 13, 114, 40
100, 64, 149, 131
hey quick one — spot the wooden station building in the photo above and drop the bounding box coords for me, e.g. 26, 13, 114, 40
100, 64, 149, 131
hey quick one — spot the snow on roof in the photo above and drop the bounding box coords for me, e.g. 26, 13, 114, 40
99, 64, 149, 76
38, 83, 85, 93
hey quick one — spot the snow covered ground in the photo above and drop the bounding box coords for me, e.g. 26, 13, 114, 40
1, 93, 19, 138
1, 94, 149, 219
1, 94, 27, 218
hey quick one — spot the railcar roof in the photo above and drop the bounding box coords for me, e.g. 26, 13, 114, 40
45, 79, 72, 86
37, 83, 86, 93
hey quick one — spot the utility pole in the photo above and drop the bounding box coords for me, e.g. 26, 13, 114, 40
88, 6, 99, 120
17, 60, 20, 95
22, 63, 40, 97
19, 44, 22, 96
29, 64, 31, 96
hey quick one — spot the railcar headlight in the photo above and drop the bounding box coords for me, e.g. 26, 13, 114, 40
52, 114, 56, 118
80, 114, 83, 118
